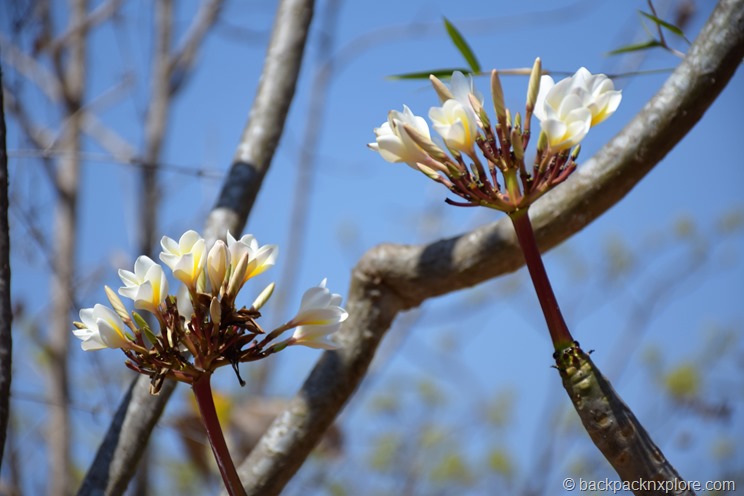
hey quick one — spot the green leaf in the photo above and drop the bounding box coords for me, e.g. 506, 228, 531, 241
607, 39, 662, 56
443, 17, 481, 74
639, 10, 691, 42
388, 68, 472, 80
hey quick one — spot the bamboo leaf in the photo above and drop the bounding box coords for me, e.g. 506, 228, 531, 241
607, 39, 662, 56
388, 68, 471, 80
443, 17, 481, 74
639, 10, 691, 42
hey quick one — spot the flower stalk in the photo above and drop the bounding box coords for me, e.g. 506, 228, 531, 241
508, 208, 573, 351
192, 373, 246, 496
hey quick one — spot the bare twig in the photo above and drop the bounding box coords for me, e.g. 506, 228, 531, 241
0, 33, 63, 102
138, 0, 172, 259
0, 35, 139, 166
48, 0, 125, 56
232, 1, 744, 493
647, 0, 687, 58
0, 62, 13, 473
167, 0, 225, 95
8, 149, 223, 179
47, 0, 88, 493
2, 88, 55, 151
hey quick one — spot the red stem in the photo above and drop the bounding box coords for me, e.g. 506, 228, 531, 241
192, 374, 246, 496
509, 209, 574, 351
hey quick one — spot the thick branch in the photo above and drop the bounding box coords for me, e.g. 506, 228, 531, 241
77, 379, 176, 496
556, 343, 694, 496
48, 0, 88, 494
233, 1, 744, 493
0, 63, 13, 472
77, 0, 314, 493
204, 0, 315, 242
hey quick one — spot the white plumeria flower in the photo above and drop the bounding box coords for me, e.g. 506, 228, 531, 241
118, 256, 169, 313
448, 71, 484, 122
534, 75, 591, 152
159, 230, 207, 289
570, 67, 622, 126
289, 279, 348, 350
534, 68, 621, 152
72, 304, 130, 351
368, 105, 431, 169
226, 232, 278, 283
429, 99, 479, 153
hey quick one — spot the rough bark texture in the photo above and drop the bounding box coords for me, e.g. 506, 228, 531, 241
232, 1, 744, 494
77, 379, 176, 496
204, 0, 315, 243
0, 63, 12, 472
555, 343, 695, 496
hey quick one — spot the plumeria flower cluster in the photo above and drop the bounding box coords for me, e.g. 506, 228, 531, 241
369, 58, 621, 213
72, 230, 348, 393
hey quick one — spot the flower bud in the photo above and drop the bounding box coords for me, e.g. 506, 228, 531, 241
490, 70, 506, 123
400, 124, 450, 166
105, 285, 130, 324
132, 311, 159, 346
469, 93, 490, 129
570, 144, 581, 161
207, 240, 228, 296
416, 163, 441, 181
514, 112, 522, 133
526, 57, 542, 114
536, 130, 548, 157
511, 128, 524, 161
210, 297, 221, 327
429, 74, 454, 103
250, 282, 275, 312
226, 251, 249, 301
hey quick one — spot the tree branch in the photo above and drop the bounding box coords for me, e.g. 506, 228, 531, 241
0, 62, 13, 473
48, 0, 88, 493
232, 1, 744, 493
205, 0, 315, 243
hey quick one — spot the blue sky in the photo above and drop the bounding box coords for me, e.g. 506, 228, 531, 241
5, 0, 743, 493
